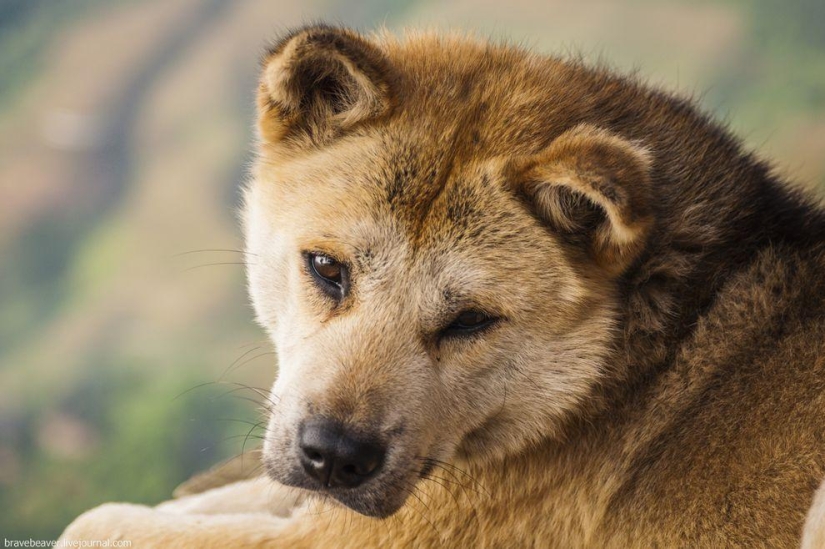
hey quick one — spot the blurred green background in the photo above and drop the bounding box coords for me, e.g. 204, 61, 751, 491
1, 0, 824, 540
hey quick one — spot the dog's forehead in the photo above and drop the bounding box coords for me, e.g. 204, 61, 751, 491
286, 132, 574, 320
361, 141, 514, 254
322, 135, 540, 296
254, 124, 547, 284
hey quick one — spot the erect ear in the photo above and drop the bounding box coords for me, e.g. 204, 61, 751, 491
257, 25, 394, 148
508, 124, 654, 275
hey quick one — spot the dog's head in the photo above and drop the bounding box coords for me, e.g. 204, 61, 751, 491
244, 26, 653, 517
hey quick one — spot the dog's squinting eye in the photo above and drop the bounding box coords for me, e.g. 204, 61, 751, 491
307, 252, 347, 298
442, 310, 498, 337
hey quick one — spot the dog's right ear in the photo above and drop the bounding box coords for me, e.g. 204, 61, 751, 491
257, 25, 394, 148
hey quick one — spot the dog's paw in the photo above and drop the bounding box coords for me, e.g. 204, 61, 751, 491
60, 500, 293, 548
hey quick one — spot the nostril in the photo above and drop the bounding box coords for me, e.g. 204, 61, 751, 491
333, 440, 385, 486
304, 448, 324, 463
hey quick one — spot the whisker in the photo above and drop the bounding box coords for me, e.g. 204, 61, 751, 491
210, 381, 280, 409
426, 464, 484, 526
416, 457, 487, 526
213, 417, 268, 429
182, 261, 253, 273
420, 473, 461, 507
219, 346, 263, 380
420, 458, 490, 497
223, 351, 276, 376
399, 482, 443, 541
173, 249, 258, 257
241, 419, 269, 467
196, 433, 265, 457
236, 339, 268, 350
224, 393, 273, 414
173, 380, 220, 401
176, 380, 280, 415
211, 433, 265, 443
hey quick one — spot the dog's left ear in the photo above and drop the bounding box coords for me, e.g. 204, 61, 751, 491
508, 124, 654, 275
257, 25, 394, 148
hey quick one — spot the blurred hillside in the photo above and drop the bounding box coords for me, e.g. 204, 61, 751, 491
1, 0, 824, 540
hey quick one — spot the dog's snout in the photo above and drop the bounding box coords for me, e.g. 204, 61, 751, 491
298, 418, 385, 488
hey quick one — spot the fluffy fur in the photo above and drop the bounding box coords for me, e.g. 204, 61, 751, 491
62, 26, 825, 547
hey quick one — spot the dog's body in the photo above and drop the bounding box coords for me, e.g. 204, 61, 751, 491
62, 27, 825, 547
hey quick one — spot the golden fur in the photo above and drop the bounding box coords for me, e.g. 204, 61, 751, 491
62, 27, 825, 547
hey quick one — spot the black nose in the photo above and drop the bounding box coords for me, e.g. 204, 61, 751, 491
298, 418, 385, 489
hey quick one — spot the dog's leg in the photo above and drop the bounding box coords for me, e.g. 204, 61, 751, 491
802, 478, 825, 549
58, 478, 459, 548
58, 497, 412, 549
59, 502, 295, 549
157, 477, 306, 518
59, 478, 309, 548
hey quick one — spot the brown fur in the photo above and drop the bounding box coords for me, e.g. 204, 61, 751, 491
61, 26, 825, 547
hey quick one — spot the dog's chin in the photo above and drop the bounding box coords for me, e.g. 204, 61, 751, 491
264, 461, 412, 519
327, 485, 408, 519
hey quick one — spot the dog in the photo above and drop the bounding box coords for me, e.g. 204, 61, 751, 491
61, 26, 825, 547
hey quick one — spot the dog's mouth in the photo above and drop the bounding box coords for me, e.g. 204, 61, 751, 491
271, 462, 420, 518
417, 457, 437, 479
264, 439, 427, 519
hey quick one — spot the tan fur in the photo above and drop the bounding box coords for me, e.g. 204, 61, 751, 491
803, 480, 825, 549
61, 27, 825, 547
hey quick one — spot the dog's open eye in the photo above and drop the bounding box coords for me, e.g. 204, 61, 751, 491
311, 254, 342, 283
306, 252, 347, 299
442, 310, 498, 338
